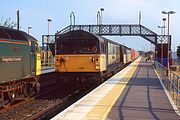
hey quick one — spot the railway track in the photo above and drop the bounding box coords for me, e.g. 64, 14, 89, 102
0, 60, 128, 120
0, 78, 98, 120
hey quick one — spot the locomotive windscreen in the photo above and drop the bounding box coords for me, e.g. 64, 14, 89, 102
57, 39, 77, 54
79, 39, 98, 53
57, 38, 99, 54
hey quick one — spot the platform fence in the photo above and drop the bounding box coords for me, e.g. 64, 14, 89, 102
155, 61, 180, 110
172, 59, 180, 66
41, 58, 54, 67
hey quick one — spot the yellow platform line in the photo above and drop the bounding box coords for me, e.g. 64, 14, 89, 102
85, 58, 141, 120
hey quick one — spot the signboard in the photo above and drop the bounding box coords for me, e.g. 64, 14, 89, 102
0, 56, 22, 63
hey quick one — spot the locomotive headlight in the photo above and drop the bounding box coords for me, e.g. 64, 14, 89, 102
91, 57, 99, 63
95, 65, 100, 70
91, 57, 95, 62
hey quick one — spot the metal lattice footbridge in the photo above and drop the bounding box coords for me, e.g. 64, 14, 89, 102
42, 24, 170, 66
57, 24, 157, 44
43, 24, 169, 45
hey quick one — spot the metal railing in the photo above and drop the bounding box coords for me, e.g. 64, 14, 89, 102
155, 61, 180, 110
172, 59, 180, 66
41, 58, 55, 67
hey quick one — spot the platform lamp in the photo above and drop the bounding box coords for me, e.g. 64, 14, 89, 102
97, 11, 100, 25
47, 18, 52, 66
162, 11, 175, 70
100, 8, 104, 25
157, 25, 165, 65
162, 18, 166, 35
70, 11, 76, 26
28, 26, 32, 34
47, 18, 52, 35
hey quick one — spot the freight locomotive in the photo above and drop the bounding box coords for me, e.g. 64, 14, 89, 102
54, 30, 138, 82
0, 27, 41, 107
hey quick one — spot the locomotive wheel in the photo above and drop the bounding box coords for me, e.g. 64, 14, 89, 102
2, 101, 11, 108
0, 93, 4, 103
28, 82, 35, 96
2, 92, 13, 108
23, 82, 34, 98
23, 83, 29, 98
100, 77, 105, 83
35, 82, 40, 94
7, 91, 15, 102
0, 93, 10, 108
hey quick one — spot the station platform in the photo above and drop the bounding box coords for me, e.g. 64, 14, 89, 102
41, 67, 55, 74
52, 57, 180, 120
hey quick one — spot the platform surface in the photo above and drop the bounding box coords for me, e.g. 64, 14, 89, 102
52, 57, 180, 120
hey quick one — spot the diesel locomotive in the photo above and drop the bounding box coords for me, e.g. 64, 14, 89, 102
54, 30, 138, 82
0, 27, 41, 107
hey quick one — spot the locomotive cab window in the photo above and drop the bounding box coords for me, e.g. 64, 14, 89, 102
57, 39, 77, 54
79, 39, 98, 54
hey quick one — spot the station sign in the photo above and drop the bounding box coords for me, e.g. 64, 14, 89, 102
0, 56, 22, 63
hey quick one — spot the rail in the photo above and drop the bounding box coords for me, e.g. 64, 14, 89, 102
155, 61, 180, 110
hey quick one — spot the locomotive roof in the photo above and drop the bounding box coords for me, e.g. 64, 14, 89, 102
57, 30, 118, 43
0, 26, 37, 42
57, 30, 98, 40
57, 30, 131, 48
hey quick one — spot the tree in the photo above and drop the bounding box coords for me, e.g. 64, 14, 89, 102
0, 17, 17, 29
177, 45, 180, 56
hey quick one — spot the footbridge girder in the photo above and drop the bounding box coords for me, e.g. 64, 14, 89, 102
56, 24, 158, 44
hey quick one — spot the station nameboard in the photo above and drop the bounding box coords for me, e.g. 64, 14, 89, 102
0, 56, 22, 63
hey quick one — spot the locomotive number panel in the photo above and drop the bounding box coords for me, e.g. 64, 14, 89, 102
79, 66, 85, 70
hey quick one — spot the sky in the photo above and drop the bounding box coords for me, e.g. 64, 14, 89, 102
1, 0, 179, 51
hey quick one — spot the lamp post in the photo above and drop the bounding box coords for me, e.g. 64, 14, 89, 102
70, 11, 76, 26
100, 8, 104, 25
47, 18, 52, 35
28, 26, 32, 34
162, 11, 175, 70
97, 11, 100, 25
162, 18, 166, 35
47, 18, 52, 66
158, 25, 165, 65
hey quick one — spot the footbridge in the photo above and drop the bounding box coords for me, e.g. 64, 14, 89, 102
57, 24, 159, 44
43, 24, 169, 45
42, 24, 170, 66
